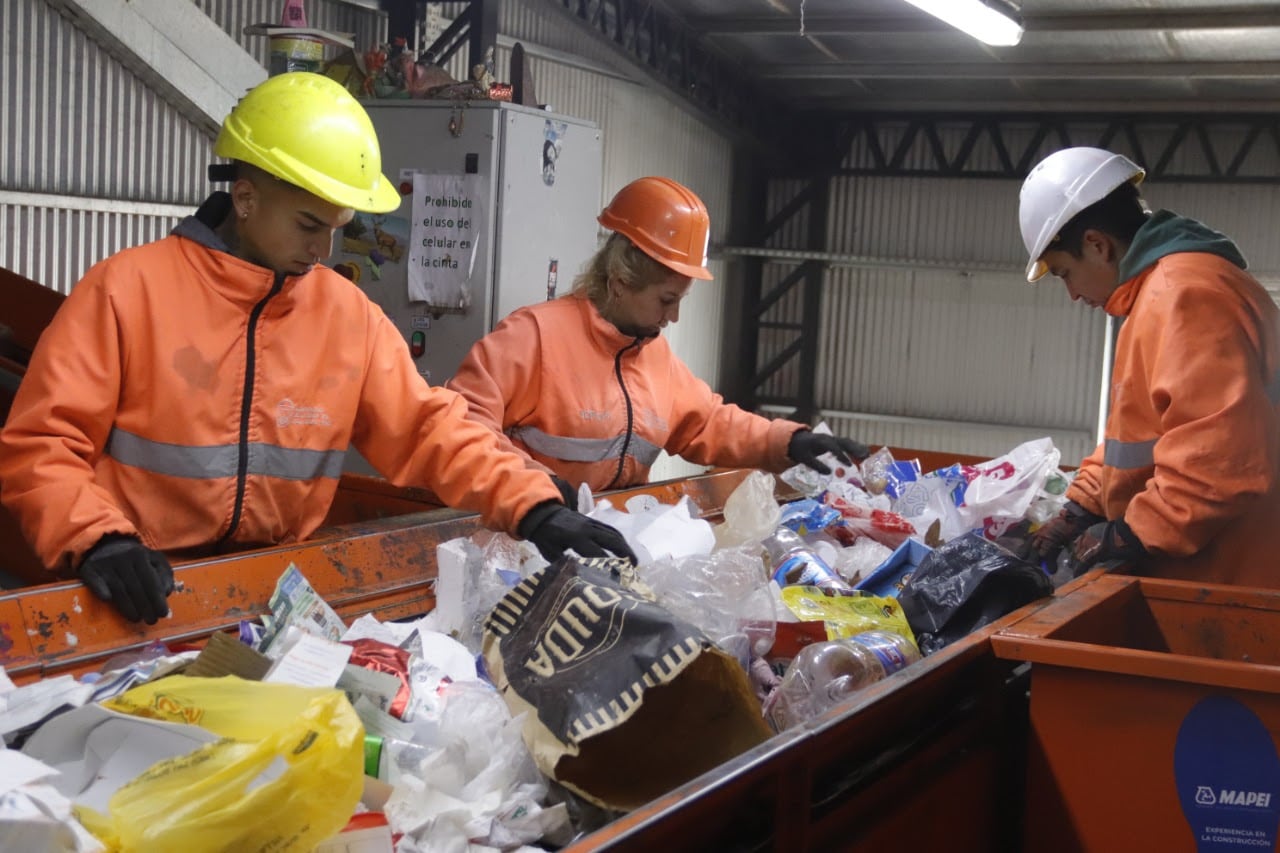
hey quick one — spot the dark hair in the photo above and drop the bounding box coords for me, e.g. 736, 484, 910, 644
1052, 181, 1149, 257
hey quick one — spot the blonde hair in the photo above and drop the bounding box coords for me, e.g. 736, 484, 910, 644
571, 232, 672, 306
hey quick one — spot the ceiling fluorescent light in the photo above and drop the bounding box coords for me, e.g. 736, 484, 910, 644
901, 0, 1024, 47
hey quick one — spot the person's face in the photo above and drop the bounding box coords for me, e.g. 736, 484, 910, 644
609, 271, 694, 338
233, 174, 354, 276
1041, 229, 1122, 309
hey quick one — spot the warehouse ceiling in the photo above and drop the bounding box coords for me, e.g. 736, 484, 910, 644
669, 0, 1280, 114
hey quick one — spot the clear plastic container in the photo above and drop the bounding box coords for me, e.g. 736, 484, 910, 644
762, 527, 852, 593
765, 631, 922, 730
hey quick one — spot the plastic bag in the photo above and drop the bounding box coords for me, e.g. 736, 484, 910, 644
779, 586, 915, 643
640, 545, 777, 657
954, 437, 1061, 531
714, 470, 783, 548
86, 676, 364, 853
588, 494, 715, 564
827, 497, 917, 548
898, 532, 1052, 655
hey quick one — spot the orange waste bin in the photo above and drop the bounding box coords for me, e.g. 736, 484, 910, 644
992, 574, 1280, 853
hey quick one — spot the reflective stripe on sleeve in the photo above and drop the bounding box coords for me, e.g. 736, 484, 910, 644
1103, 437, 1157, 470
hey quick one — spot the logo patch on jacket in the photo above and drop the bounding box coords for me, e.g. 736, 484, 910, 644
276, 399, 331, 427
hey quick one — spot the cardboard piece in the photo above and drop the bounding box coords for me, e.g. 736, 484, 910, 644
855, 539, 934, 599
184, 631, 271, 681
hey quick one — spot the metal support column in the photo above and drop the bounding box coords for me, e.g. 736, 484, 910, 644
739, 176, 832, 422
417, 1, 500, 72
468, 0, 499, 76
795, 180, 829, 424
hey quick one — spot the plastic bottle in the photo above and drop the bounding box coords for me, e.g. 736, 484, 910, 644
764, 631, 921, 730
363, 734, 432, 785
762, 526, 852, 592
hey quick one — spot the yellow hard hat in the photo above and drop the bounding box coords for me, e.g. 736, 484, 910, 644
215, 72, 400, 213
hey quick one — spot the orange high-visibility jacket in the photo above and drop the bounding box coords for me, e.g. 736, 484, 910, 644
0, 195, 560, 572
1067, 211, 1280, 586
447, 294, 803, 492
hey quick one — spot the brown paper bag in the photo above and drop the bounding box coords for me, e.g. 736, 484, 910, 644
482, 555, 772, 811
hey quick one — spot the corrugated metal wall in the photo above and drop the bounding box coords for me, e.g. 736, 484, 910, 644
0, 0, 213, 292
0, 0, 386, 294
761, 121, 1280, 464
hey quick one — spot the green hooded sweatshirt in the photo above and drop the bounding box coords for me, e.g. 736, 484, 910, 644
1118, 209, 1247, 282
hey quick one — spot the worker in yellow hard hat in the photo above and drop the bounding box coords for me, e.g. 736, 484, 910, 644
0, 72, 633, 624
1020, 146, 1280, 585
447, 175, 874, 503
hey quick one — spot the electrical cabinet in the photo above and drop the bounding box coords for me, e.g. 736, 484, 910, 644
325, 100, 602, 473
328, 99, 602, 382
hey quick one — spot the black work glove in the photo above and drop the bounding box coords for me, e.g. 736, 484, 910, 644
787, 429, 871, 475
517, 501, 638, 565
1030, 500, 1104, 566
78, 535, 174, 624
1073, 518, 1147, 571
550, 474, 578, 508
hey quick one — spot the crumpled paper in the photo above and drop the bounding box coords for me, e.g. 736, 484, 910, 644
384, 682, 571, 852
0, 747, 105, 852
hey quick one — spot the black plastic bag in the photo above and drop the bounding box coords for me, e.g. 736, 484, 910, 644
898, 531, 1052, 655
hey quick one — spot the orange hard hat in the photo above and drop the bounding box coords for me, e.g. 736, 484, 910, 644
597, 177, 713, 280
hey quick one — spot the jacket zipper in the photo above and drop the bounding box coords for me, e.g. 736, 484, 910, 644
606, 339, 642, 490
216, 273, 284, 547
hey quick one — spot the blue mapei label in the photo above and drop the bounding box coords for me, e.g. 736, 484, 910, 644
1174, 695, 1280, 851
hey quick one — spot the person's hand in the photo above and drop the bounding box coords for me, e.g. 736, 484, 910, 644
1030, 500, 1104, 566
78, 535, 174, 624
1073, 518, 1147, 571
517, 502, 638, 565
550, 474, 578, 509
787, 430, 870, 475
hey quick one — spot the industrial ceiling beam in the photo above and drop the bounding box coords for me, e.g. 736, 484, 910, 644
790, 113, 1280, 184
761, 61, 1280, 80
691, 9, 1280, 36
788, 98, 1280, 115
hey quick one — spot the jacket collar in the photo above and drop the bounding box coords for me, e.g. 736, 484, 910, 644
1107, 209, 1249, 318
573, 295, 658, 355
1104, 275, 1142, 317
170, 192, 309, 308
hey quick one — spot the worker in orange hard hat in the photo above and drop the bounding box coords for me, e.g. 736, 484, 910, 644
0, 72, 633, 625
1020, 146, 1280, 586
447, 175, 875, 502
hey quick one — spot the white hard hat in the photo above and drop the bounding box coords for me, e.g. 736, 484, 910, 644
1019, 147, 1145, 282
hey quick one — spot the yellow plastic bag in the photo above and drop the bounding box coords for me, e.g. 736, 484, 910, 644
780, 587, 917, 644
81, 675, 363, 853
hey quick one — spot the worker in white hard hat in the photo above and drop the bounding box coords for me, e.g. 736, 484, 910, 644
1020, 146, 1280, 586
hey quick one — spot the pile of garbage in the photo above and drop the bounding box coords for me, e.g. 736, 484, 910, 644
0, 435, 1071, 852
